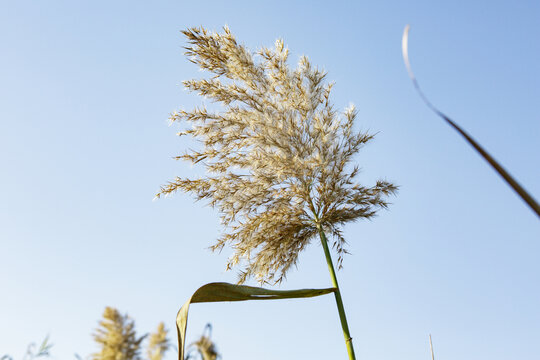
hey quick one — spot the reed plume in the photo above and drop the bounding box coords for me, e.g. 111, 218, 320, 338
159, 26, 397, 285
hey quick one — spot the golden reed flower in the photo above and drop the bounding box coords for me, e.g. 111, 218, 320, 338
147, 323, 170, 360
92, 308, 169, 360
186, 324, 219, 360
92, 307, 145, 360
158, 26, 397, 284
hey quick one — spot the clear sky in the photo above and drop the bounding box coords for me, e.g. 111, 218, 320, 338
1, 1, 539, 359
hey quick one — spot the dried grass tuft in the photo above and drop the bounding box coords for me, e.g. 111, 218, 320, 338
160, 26, 397, 284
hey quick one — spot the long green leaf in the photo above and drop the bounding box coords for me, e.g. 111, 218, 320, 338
402, 25, 540, 219
176, 282, 336, 360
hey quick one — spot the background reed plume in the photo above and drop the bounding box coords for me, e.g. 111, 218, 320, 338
92, 307, 169, 360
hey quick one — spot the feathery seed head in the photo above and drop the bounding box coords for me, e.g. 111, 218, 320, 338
160, 26, 398, 284
92, 307, 145, 360
147, 323, 170, 360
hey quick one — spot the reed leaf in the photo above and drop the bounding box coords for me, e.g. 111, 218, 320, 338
402, 25, 540, 219
176, 282, 336, 360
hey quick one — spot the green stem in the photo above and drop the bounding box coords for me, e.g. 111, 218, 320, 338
317, 226, 356, 360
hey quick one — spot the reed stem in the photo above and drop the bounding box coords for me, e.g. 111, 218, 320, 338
317, 226, 356, 360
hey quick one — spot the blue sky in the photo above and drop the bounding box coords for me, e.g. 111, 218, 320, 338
0, 1, 538, 359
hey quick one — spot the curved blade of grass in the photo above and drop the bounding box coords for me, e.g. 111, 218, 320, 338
402, 25, 540, 219
176, 282, 336, 360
